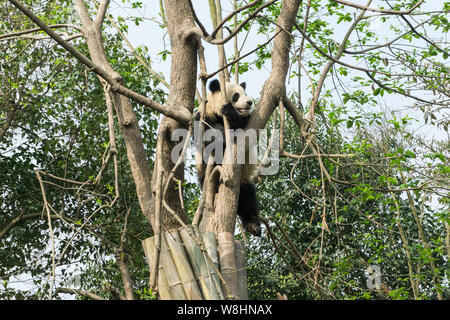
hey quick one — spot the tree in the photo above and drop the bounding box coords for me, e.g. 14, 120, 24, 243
1, 0, 448, 300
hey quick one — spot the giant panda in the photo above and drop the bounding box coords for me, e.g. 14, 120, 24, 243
196, 79, 261, 237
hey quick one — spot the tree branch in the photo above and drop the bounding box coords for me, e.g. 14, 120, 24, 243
342, 16, 434, 55
206, 29, 282, 79
397, 11, 448, 56
248, 0, 302, 131
73, 0, 93, 25
208, 0, 278, 45
94, 0, 111, 29
35, 170, 56, 298
332, 0, 424, 15
288, 18, 443, 79
100, 5, 170, 89
209, 0, 264, 39
114, 249, 135, 300
308, 0, 372, 124
188, 0, 209, 37
0, 106, 17, 142
0, 24, 82, 40
55, 287, 105, 300
0, 212, 57, 240
365, 71, 442, 106
8, 0, 191, 124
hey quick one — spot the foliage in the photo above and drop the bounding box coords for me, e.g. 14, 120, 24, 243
1, 0, 449, 300
246, 109, 449, 300
241, 0, 449, 300
0, 0, 160, 299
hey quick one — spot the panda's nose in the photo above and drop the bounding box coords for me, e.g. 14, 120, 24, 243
247, 100, 253, 107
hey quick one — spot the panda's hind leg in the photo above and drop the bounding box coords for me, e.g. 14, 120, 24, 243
237, 183, 261, 237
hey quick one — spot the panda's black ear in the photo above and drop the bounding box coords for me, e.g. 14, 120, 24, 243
240, 82, 246, 90
209, 79, 221, 93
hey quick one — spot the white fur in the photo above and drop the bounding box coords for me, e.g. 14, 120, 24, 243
206, 82, 253, 118
226, 82, 253, 116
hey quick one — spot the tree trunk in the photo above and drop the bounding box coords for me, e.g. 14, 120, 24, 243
153, 0, 200, 229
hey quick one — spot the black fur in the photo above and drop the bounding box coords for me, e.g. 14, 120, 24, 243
238, 183, 261, 237
197, 80, 261, 237
200, 103, 249, 130
209, 79, 221, 93
221, 103, 250, 129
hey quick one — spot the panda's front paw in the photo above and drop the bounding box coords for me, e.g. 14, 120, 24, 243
220, 103, 234, 117
243, 220, 262, 237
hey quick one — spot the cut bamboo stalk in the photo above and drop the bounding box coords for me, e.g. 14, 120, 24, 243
142, 237, 183, 299
234, 240, 248, 300
217, 232, 239, 299
157, 267, 173, 300
143, 237, 173, 299
202, 232, 220, 267
201, 231, 225, 300
165, 229, 204, 300
179, 226, 223, 300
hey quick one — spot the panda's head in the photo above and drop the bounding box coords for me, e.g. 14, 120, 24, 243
209, 79, 253, 117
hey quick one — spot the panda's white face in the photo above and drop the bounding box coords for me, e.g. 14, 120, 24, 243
225, 82, 253, 117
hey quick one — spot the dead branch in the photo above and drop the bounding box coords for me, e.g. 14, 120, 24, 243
149, 134, 164, 292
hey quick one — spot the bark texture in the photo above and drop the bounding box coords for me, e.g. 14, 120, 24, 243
154, 0, 200, 229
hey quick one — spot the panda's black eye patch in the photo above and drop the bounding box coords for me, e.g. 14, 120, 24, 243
232, 93, 240, 102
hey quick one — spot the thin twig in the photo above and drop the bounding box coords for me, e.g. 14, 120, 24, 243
0, 24, 82, 40
35, 170, 56, 299
208, 0, 278, 45
206, 30, 282, 79
331, 0, 424, 15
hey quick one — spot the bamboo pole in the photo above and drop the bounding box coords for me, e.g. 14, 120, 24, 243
143, 229, 244, 300
234, 240, 248, 300
201, 231, 226, 300
142, 236, 183, 299
217, 232, 239, 299
165, 229, 204, 300
157, 267, 173, 300
179, 226, 222, 299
